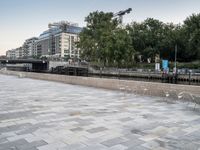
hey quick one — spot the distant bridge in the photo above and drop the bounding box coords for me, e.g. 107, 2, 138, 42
0, 59, 48, 71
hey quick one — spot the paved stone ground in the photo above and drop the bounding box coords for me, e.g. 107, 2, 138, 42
0, 74, 200, 150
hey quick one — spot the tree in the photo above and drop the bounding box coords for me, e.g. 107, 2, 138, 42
77, 11, 118, 66
112, 28, 135, 67
127, 22, 146, 62
78, 11, 200, 67
128, 18, 165, 62
182, 13, 200, 61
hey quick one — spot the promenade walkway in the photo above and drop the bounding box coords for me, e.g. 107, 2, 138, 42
0, 75, 200, 150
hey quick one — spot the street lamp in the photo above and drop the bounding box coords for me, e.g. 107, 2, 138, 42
173, 44, 178, 84
174, 44, 177, 74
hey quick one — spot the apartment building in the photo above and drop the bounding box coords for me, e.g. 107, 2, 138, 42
15, 47, 23, 58
37, 21, 82, 59
23, 37, 38, 57
6, 21, 82, 60
6, 37, 38, 59
6, 49, 16, 59
6, 47, 23, 59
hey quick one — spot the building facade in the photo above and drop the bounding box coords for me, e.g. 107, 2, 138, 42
37, 21, 82, 59
6, 49, 16, 59
6, 47, 23, 59
6, 21, 82, 60
23, 37, 38, 58
6, 38, 38, 59
15, 47, 23, 58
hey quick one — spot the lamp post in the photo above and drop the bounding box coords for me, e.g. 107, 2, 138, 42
173, 44, 178, 84
174, 44, 177, 73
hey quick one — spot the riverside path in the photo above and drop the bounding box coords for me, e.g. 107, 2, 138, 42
0, 74, 200, 150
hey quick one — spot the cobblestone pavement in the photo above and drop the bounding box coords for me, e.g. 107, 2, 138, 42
0, 74, 200, 150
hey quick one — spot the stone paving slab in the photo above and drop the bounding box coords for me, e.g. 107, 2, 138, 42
0, 75, 200, 150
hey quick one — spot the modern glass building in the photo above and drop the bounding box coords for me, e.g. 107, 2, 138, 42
6, 21, 82, 60
37, 22, 82, 59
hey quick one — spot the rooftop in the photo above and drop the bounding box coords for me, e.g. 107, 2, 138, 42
39, 24, 82, 40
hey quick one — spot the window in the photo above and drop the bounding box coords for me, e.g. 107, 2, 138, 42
64, 50, 70, 53
64, 55, 70, 58
64, 45, 69, 47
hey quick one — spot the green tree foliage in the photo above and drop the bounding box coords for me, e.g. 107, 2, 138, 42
128, 19, 179, 62
78, 11, 200, 66
182, 13, 200, 61
128, 14, 200, 63
112, 28, 134, 67
78, 11, 118, 66
78, 11, 135, 67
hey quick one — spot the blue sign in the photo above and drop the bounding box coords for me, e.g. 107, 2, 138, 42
162, 60, 169, 69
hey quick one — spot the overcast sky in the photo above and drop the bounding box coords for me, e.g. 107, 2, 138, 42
0, 0, 200, 55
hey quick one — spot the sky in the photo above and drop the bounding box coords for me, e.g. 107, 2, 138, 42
0, 0, 200, 55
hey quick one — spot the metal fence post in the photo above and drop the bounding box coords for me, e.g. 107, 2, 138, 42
189, 71, 191, 85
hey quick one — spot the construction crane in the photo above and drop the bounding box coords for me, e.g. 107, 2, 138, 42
113, 8, 132, 24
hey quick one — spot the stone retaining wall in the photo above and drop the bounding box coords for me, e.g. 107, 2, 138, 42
1, 70, 200, 100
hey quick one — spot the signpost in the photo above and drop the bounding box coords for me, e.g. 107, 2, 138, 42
162, 60, 169, 72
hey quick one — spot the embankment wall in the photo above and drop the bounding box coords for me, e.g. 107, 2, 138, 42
1, 70, 199, 99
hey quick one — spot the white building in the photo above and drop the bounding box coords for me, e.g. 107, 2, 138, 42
23, 37, 38, 58
37, 21, 82, 59
6, 47, 23, 59
6, 49, 16, 59
15, 47, 23, 58
6, 21, 82, 60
